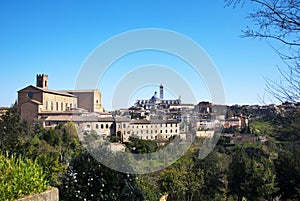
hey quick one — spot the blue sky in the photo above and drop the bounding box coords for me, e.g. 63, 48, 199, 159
0, 0, 284, 109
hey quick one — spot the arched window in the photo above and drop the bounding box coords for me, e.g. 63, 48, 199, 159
101, 124, 104, 129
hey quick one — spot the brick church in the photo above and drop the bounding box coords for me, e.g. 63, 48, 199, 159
18, 74, 104, 123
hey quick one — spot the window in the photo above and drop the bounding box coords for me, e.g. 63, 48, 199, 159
101, 124, 104, 129
66, 103, 68, 110
61, 102, 63, 111
51, 102, 53, 110
106, 124, 109, 129
56, 102, 59, 111
160, 130, 162, 133
123, 124, 126, 128
96, 124, 99, 129
170, 129, 173, 133
70, 103, 72, 108
46, 100, 48, 110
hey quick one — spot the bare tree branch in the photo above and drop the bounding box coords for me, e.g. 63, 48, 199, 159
226, 0, 300, 103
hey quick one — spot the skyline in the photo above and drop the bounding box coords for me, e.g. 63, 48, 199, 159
0, 0, 286, 110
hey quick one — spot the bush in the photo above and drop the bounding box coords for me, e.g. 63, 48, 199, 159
0, 153, 48, 201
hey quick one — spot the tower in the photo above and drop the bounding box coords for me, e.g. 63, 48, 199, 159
160, 84, 164, 100
36, 74, 48, 89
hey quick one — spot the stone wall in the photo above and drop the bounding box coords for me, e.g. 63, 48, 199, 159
17, 187, 58, 201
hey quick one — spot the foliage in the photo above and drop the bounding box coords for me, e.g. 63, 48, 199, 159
0, 153, 48, 201
273, 108, 300, 141
136, 174, 161, 201
1, 104, 300, 200
126, 137, 159, 154
60, 150, 143, 201
274, 143, 300, 200
250, 120, 274, 135
197, 150, 230, 200
0, 105, 81, 186
159, 165, 204, 201
228, 146, 278, 201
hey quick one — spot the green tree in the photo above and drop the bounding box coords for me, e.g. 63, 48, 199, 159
275, 143, 300, 200
228, 147, 278, 200
159, 165, 204, 201
136, 174, 161, 201
197, 150, 230, 200
60, 150, 143, 201
126, 137, 158, 154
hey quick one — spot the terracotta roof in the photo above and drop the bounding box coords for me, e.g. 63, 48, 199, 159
18, 85, 76, 97
98, 117, 114, 122
60, 89, 99, 93
45, 115, 114, 122
131, 119, 150, 124
45, 115, 73, 122
114, 116, 131, 122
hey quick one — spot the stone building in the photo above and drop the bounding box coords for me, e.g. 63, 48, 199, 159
18, 74, 104, 123
135, 84, 181, 109
114, 117, 180, 142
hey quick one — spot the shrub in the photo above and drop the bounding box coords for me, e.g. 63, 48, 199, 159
0, 153, 48, 201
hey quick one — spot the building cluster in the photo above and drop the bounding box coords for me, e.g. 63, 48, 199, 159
17, 75, 184, 142
17, 74, 296, 143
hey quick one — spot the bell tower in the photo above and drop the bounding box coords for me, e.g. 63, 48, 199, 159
160, 84, 164, 100
36, 74, 48, 89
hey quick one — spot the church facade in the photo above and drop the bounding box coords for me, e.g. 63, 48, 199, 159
18, 74, 104, 123
135, 84, 181, 109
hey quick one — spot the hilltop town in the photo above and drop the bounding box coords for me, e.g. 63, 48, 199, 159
3, 74, 297, 147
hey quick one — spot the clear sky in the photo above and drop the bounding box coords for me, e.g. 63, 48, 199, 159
0, 0, 284, 110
